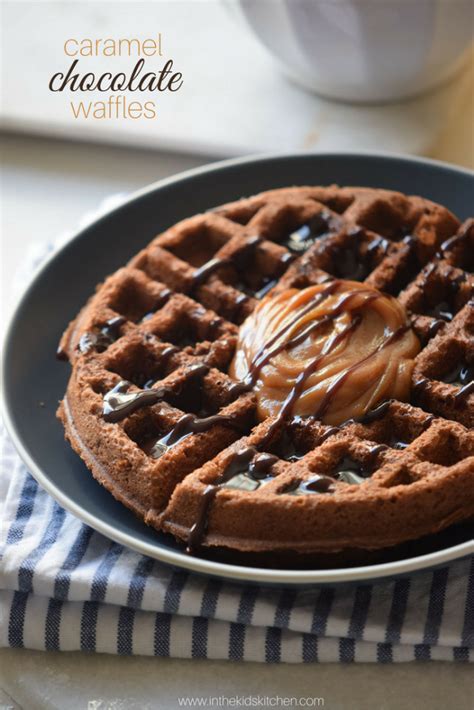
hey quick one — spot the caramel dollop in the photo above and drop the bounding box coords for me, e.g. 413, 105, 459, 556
229, 280, 420, 425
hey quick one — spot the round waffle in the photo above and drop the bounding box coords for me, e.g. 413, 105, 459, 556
57, 185, 474, 563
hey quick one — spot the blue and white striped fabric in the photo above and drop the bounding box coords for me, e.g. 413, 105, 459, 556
1, 205, 473, 662
1, 426, 473, 662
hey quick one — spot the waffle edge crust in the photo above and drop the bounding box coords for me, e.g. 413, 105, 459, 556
57, 185, 474, 564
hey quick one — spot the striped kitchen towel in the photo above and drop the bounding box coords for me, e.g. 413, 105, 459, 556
1, 199, 473, 662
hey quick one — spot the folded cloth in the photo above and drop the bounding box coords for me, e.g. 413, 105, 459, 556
1, 203, 473, 662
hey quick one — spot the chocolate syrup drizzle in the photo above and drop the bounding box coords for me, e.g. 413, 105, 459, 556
413, 361, 473, 405
312, 323, 410, 421
143, 412, 243, 459
230, 282, 392, 423
261, 315, 363, 445
188, 236, 263, 295
228, 279, 343, 397
426, 269, 466, 321
287, 442, 389, 496
140, 288, 172, 322
424, 319, 445, 344
282, 210, 340, 253
186, 447, 278, 552
355, 399, 392, 424
222, 451, 278, 490
78, 316, 126, 355
188, 235, 294, 306
312, 400, 395, 446
455, 381, 474, 402
287, 474, 335, 495
252, 279, 278, 300
419, 244, 469, 323
443, 362, 474, 388
428, 302, 455, 322
437, 222, 471, 259
189, 256, 234, 294
103, 380, 169, 423
317, 398, 435, 450
103, 359, 247, 461
332, 230, 391, 281
102, 363, 209, 422
141, 345, 179, 389
57, 315, 126, 360
275, 429, 308, 462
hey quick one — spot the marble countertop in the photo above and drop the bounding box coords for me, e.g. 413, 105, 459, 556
1, 131, 473, 709
1, 647, 473, 710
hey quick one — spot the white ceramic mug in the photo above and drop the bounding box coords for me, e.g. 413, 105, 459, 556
232, 0, 474, 102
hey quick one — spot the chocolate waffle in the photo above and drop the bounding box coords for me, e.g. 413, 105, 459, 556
57, 186, 474, 563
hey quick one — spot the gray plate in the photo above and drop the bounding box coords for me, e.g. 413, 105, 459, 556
2, 152, 473, 586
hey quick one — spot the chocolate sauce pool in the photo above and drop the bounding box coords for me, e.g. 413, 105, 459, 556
186, 446, 278, 552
